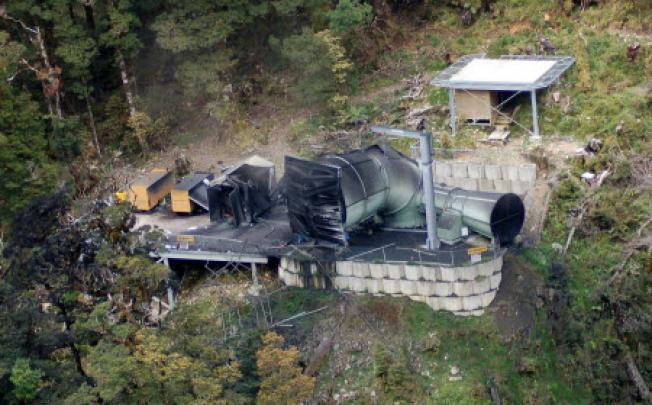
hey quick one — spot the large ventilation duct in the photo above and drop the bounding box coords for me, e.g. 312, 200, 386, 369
285, 145, 525, 245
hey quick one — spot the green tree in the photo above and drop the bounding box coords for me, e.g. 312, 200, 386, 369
151, 0, 268, 119
256, 331, 315, 405
276, 28, 352, 106
328, 0, 373, 35
0, 79, 56, 224
10, 358, 43, 402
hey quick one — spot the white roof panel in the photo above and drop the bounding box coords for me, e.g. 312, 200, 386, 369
450, 59, 557, 84
430, 55, 575, 90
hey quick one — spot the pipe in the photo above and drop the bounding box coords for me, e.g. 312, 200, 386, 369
284, 145, 525, 246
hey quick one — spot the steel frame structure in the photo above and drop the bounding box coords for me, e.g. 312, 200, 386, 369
430, 54, 575, 137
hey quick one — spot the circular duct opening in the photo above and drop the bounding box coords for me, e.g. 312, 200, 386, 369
489, 193, 525, 244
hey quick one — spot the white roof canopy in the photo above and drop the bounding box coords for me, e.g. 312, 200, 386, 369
450, 59, 556, 85
431, 54, 575, 91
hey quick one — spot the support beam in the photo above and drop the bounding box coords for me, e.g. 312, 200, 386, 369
420, 132, 440, 250
530, 89, 540, 138
449, 88, 457, 136
167, 287, 175, 310
252, 262, 259, 287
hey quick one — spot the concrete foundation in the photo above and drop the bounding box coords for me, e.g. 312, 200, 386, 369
278, 254, 503, 316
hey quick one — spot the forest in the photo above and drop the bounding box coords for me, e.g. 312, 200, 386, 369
0, 0, 651, 403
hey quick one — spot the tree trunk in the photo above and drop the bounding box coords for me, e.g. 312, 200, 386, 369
34, 27, 63, 119
117, 51, 137, 119
58, 303, 89, 380
83, 0, 95, 30
1, 14, 62, 119
84, 86, 101, 158
624, 350, 652, 403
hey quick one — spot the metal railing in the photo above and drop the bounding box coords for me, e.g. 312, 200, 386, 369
343, 242, 503, 267
162, 233, 503, 268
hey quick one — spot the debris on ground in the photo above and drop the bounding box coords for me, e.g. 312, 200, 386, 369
449, 365, 463, 381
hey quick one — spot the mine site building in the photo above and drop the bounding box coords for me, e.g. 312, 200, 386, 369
430, 54, 575, 137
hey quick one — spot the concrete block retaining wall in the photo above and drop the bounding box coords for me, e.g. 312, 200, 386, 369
278, 255, 503, 317
434, 161, 536, 196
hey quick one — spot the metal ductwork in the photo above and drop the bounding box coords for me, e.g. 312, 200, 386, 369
431, 187, 525, 244
285, 145, 525, 246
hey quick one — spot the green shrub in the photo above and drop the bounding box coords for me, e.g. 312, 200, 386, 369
10, 358, 42, 401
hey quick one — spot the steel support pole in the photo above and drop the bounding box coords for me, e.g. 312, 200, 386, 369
167, 287, 175, 310
252, 262, 259, 286
449, 88, 457, 136
419, 132, 440, 250
530, 89, 540, 138
369, 125, 439, 251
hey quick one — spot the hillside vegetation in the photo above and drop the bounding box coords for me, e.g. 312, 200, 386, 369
0, 0, 651, 403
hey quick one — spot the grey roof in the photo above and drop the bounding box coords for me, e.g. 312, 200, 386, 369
430, 54, 575, 91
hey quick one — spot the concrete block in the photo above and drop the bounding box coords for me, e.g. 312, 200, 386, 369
472, 276, 491, 295
435, 161, 452, 178
451, 162, 468, 179
440, 266, 459, 282
367, 279, 383, 294
481, 290, 497, 307
438, 176, 456, 187
400, 280, 417, 295
434, 282, 454, 296
478, 179, 495, 192
280, 271, 290, 285
518, 164, 537, 182
334, 276, 349, 289
416, 281, 436, 296
383, 279, 401, 294
421, 265, 439, 281
462, 295, 483, 311
510, 180, 530, 196
337, 261, 353, 276
459, 178, 479, 191
493, 179, 512, 193
350, 277, 367, 292
456, 264, 479, 281
368, 263, 386, 279
352, 262, 371, 278
484, 164, 502, 180
386, 263, 404, 280
502, 165, 520, 181
426, 296, 441, 311
404, 265, 422, 281
494, 254, 503, 272
410, 295, 426, 303
490, 273, 502, 290
453, 281, 475, 297
477, 261, 494, 277
290, 259, 300, 273
441, 296, 463, 312
467, 163, 485, 179
290, 273, 302, 287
